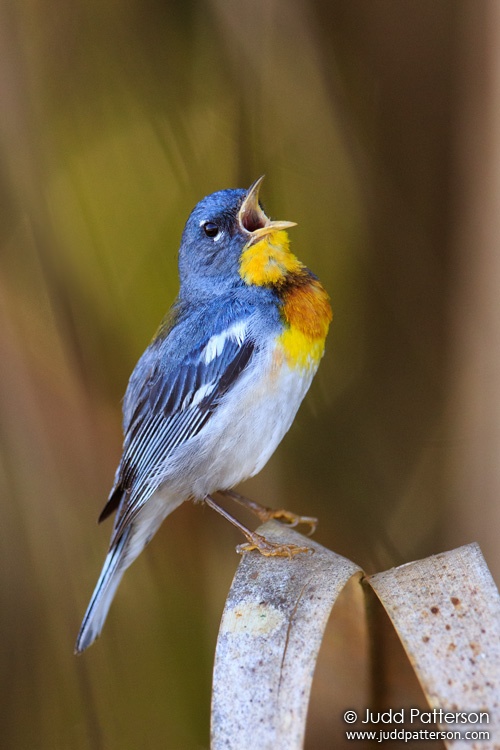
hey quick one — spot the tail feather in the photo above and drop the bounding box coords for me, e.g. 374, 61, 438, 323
75, 493, 183, 654
75, 528, 131, 654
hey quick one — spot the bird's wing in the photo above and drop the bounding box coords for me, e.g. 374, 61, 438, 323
99, 318, 255, 542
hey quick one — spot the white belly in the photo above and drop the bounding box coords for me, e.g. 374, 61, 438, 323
174, 348, 317, 498
203, 364, 312, 491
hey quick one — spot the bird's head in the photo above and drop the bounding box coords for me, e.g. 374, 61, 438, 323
178, 177, 297, 299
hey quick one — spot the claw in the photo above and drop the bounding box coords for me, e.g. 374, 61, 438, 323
204, 494, 315, 558
236, 532, 312, 558
219, 490, 318, 536
261, 510, 318, 535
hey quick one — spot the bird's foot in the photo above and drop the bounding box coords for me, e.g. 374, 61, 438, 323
236, 532, 312, 558
255, 508, 318, 536
220, 490, 317, 536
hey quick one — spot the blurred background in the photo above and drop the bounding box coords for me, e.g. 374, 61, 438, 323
1, 0, 499, 747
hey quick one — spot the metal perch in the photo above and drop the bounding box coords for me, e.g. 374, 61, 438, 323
211, 521, 500, 749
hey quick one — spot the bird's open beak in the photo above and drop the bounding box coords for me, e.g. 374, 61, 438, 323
238, 176, 297, 242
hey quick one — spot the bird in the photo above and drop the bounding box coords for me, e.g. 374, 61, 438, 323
75, 176, 332, 654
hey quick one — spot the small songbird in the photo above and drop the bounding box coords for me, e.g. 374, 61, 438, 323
75, 177, 332, 654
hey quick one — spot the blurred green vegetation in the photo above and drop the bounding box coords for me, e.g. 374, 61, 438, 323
1, 0, 498, 748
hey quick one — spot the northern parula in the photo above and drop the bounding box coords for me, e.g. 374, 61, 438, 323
75, 177, 332, 654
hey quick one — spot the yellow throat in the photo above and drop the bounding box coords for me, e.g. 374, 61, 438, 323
239, 229, 332, 371
239, 230, 303, 287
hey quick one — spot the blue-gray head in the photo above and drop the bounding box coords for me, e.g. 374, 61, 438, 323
177, 177, 296, 299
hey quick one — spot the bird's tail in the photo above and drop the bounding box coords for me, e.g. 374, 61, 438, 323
75, 527, 131, 654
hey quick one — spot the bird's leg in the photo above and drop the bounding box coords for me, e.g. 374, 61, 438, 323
218, 489, 318, 536
204, 495, 311, 557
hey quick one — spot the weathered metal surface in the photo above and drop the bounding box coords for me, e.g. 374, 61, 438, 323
369, 543, 500, 749
211, 520, 363, 750
212, 531, 500, 750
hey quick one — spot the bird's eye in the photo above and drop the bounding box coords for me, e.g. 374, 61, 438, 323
203, 222, 219, 238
